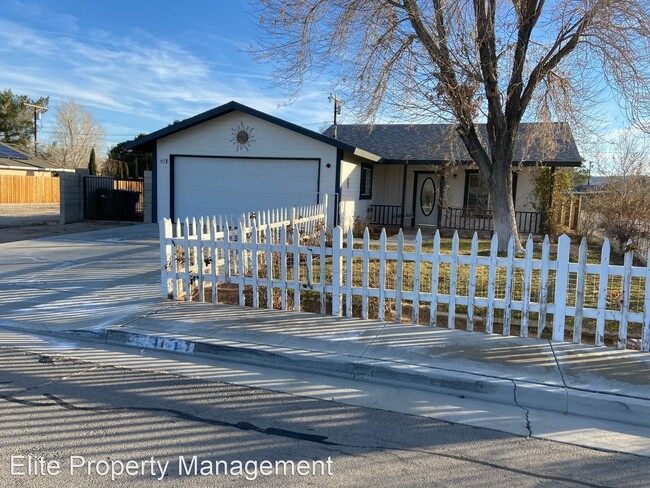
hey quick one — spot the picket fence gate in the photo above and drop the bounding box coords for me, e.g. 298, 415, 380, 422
160, 208, 650, 352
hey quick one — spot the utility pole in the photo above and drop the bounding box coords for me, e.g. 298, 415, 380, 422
23, 102, 48, 155
328, 94, 343, 139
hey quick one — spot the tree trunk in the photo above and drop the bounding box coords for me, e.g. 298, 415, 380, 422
488, 166, 522, 253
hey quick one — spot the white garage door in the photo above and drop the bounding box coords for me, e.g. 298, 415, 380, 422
173, 157, 319, 221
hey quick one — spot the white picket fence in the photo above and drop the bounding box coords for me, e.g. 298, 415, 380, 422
160, 212, 650, 352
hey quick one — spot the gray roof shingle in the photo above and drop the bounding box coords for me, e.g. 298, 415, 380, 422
322, 122, 581, 165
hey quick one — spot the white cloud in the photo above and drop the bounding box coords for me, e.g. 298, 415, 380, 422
0, 14, 334, 145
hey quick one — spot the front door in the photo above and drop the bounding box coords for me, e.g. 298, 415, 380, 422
414, 173, 439, 227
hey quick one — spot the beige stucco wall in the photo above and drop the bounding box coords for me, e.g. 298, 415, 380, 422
155, 110, 338, 224
338, 153, 375, 229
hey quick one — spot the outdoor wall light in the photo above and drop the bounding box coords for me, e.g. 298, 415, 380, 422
326, 163, 331, 168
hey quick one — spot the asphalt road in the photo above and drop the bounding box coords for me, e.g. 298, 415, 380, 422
0, 345, 648, 488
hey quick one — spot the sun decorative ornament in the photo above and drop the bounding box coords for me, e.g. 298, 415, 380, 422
230, 122, 255, 151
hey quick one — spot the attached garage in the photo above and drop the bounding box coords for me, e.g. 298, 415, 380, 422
126, 101, 375, 225
172, 156, 320, 221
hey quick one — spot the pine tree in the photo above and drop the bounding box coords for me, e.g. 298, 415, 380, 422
88, 147, 97, 175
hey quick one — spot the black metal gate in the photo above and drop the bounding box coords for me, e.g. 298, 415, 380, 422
84, 176, 144, 221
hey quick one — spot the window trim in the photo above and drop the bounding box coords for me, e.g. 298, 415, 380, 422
359, 163, 373, 200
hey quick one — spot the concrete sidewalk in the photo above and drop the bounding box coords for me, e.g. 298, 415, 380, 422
99, 303, 650, 429
1, 224, 649, 433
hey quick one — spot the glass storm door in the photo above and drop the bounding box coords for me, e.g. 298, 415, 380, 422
414, 174, 439, 227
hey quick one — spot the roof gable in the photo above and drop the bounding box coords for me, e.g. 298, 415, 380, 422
126, 101, 361, 154
322, 123, 582, 166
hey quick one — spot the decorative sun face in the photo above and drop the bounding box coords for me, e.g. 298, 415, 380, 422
231, 122, 255, 151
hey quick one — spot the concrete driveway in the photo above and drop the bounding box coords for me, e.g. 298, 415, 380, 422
0, 223, 167, 334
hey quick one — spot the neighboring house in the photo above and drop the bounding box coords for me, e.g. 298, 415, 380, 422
0, 142, 64, 176
127, 101, 581, 233
0, 142, 68, 204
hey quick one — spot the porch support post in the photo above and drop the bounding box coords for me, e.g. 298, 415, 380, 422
400, 163, 408, 228
437, 170, 445, 228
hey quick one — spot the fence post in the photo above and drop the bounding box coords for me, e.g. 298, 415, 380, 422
378, 229, 387, 322
223, 220, 231, 284
573, 237, 588, 343
502, 235, 515, 335
362, 228, 370, 319
412, 229, 422, 324
159, 219, 172, 299
467, 233, 478, 331
552, 234, 571, 342
618, 240, 633, 349
251, 221, 259, 308
293, 227, 301, 311
395, 229, 404, 322
486, 233, 498, 334
183, 217, 192, 302
642, 247, 650, 352
430, 230, 440, 327
448, 231, 459, 329
210, 217, 218, 303
538, 235, 551, 338
280, 226, 288, 310
521, 235, 534, 338
172, 219, 180, 300
197, 218, 205, 303
346, 227, 354, 318
266, 217, 273, 310
595, 239, 610, 346
323, 193, 329, 230
290, 208, 296, 235
237, 224, 246, 307
319, 229, 327, 314
331, 226, 342, 316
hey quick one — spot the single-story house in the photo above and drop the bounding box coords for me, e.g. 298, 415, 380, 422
127, 101, 581, 233
0, 142, 64, 176
0, 142, 69, 204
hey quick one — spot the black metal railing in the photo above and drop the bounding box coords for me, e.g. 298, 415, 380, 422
439, 207, 547, 234
369, 204, 402, 226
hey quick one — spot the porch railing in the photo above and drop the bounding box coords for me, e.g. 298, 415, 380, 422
369, 204, 402, 226
440, 207, 547, 234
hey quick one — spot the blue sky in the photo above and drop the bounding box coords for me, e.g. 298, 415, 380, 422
0, 0, 636, 163
0, 0, 335, 150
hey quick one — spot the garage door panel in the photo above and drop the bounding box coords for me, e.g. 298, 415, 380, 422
173, 157, 318, 220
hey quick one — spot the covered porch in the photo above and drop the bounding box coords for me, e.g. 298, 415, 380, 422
366, 164, 548, 235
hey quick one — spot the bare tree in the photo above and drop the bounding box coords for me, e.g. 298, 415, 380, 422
587, 131, 650, 248
47, 100, 105, 169
252, 0, 650, 250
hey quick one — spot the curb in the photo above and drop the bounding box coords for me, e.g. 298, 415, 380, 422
105, 327, 650, 429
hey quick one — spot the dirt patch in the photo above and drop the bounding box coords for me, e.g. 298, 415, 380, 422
0, 203, 59, 227
0, 220, 139, 244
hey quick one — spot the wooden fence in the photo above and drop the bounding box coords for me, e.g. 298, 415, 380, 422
0, 174, 60, 203
160, 208, 650, 353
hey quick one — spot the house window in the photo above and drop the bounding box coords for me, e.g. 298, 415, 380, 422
463, 171, 519, 210
465, 172, 489, 209
360, 164, 373, 200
